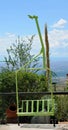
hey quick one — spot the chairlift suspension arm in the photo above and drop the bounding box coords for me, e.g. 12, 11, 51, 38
28, 15, 46, 69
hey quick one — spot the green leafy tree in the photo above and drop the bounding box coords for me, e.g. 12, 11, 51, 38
4, 35, 38, 71
0, 70, 47, 93
0, 70, 16, 92
17, 71, 47, 92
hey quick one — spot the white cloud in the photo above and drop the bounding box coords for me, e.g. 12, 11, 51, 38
49, 29, 68, 47
0, 33, 16, 60
31, 28, 68, 57
52, 19, 67, 28
48, 29, 68, 57
0, 33, 41, 60
32, 27, 68, 57
0, 24, 68, 60
31, 35, 41, 55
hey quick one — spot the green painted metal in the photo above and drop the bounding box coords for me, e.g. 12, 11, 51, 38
17, 99, 55, 116
16, 15, 55, 117
28, 15, 46, 69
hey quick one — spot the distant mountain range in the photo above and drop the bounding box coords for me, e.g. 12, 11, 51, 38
50, 57, 68, 78
38, 57, 68, 77
0, 57, 68, 78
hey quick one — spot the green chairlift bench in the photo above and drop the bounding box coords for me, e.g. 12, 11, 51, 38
16, 73, 55, 124
16, 72, 55, 125
16, 99, 55, 117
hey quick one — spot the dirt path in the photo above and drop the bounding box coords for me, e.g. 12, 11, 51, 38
0, 124, 68, 130
0, 124, 53, 130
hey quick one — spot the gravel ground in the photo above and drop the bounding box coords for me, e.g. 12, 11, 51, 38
0, 124, 68, 130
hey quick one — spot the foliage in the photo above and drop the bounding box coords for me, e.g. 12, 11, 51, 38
0, 70, 47, 93
18, 72, 48, 92
0, 70, 68, 121
4, 35, 39, 71
0, 70, 16, 92
55, 95, 68, 121
0, 70, 48, 113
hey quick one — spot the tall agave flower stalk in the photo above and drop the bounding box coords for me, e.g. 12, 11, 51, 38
45, 24, 50, 87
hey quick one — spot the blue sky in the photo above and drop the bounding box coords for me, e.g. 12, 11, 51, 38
0, 0, 68, 60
